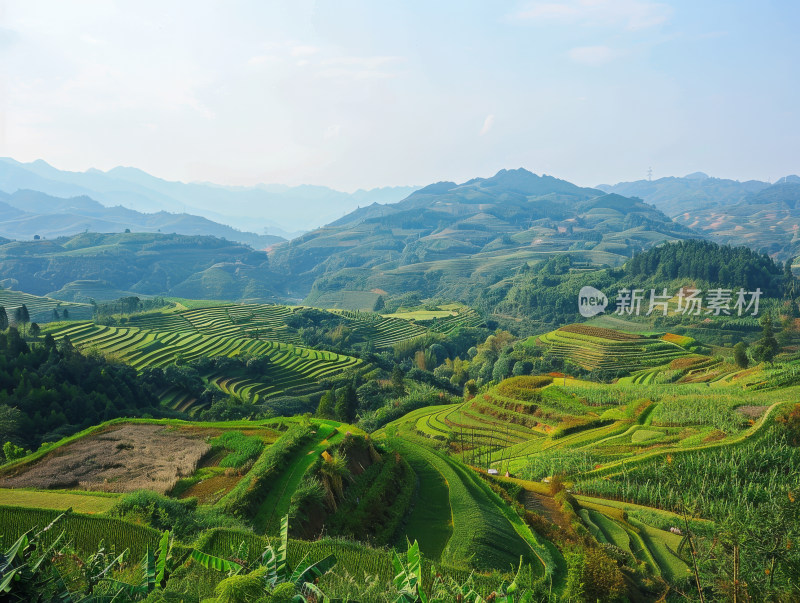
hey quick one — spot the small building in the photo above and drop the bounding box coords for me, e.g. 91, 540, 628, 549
487, 468, 499, 475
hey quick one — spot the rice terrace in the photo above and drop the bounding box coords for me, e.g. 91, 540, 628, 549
1, 3, 799, 601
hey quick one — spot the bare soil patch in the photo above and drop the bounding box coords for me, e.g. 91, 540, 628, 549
736, 405, 769, 419
0, 424, 210, 494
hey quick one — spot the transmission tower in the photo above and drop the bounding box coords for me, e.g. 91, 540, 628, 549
647, 167, 653, 182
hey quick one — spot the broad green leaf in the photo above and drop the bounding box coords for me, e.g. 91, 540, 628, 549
189, 549, 243, 574
278, 514, 289, 580
0, 568, 18, 593
140, 547, 155, 592
291, 553, 336, 587
155, 530, 171, 587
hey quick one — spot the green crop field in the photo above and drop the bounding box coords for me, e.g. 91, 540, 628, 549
43, 320, 361, 412
0, 489, 118, 513
536, 324, 694, 373
0, 288, 93, 323
4, 293, 799, 603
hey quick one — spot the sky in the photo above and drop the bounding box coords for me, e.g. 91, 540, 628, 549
0, 0, 798, 191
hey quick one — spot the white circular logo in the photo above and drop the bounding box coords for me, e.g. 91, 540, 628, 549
578, 286, 608, 318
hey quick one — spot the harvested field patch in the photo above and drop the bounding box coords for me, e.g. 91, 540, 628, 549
736, 405, 769, 419
0, 424, 210, 495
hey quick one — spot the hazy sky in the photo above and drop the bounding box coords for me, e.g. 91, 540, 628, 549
0, 0, 797, 191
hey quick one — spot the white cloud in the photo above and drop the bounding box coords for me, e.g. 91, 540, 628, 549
321, 56, 400, 69
513, 0, 671, 30
568, 45, 619, 65
480, 114, 495, 136
290, 45, 319, 57
324, 124, 341, 139
248, 54, 280, 66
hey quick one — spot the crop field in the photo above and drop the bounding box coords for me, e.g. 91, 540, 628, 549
0, 488, 117, 514
389, 431, 550, 575
0, 287, 93, 322
0, 420, 283, 509
44, 320, 361, 412
252, 424, 343, 534
536, 324, 693, 372
0, 506, 164, 560
382, 305, 484, 334
122, 302, 479, 352
330, 309, 430, 348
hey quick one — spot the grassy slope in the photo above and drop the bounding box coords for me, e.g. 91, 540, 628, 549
252, 424, 342, 534
390, 436, 544, 575
392, 442, 454, 561
0, 489, 118, 514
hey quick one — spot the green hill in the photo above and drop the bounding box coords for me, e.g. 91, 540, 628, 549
0, 231, 283, 301
271, 168, 696, 306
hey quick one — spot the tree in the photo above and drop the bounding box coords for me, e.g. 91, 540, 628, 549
463, 379, 478, 399
334, 383, 357, 423
316, 391, 335, 419
14, 304, 30, 336
391, 365, 405, 392
63, 308, 69, 319
29, 323, 40, 339
52, 308, 61, 321
3, 440, 27, 462
753, 313, 779, 363
733, 341, 749, 369
0, 306, 7, 331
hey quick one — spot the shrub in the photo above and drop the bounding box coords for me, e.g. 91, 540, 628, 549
109, 490, 242, 541
211, 431, 264, 469
219, 425, 312, 518
495, 375, 553, 401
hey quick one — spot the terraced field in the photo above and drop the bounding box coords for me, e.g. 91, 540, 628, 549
44, 321, 361, 413
127, 303, 302, 344
382, 305, 484, 335
0, 288, 93, 323
124, 302, 479, 350
331, 310, 430, 348
536, 324, 694, 372
388, 429, 557, 577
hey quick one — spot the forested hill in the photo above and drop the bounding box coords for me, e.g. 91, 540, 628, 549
271, 168, 696, 302
625, 239, 785, 293
0, 232, 282, 302
486, 239, 789, 330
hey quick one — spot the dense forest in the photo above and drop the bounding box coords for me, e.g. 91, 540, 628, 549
0, 328, 159, 452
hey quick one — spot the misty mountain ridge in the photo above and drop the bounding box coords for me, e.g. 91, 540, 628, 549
0, 189, 283, 248
0, 157, 419, 234
596, 172, 798, 217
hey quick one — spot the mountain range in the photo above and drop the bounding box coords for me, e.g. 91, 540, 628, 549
0, 189, 283, 249
0, 157, 419, 235
271, 168, 695, 304
596, 172, 798, 216
2, 162, 800, 310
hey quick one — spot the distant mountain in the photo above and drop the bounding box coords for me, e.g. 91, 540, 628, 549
596, 173, 771, 216
672, 180, 800, 261
0, 189, 283, 249
0, 232, 282, 302
0, 158, 419, 233
270, 168, 696, 302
